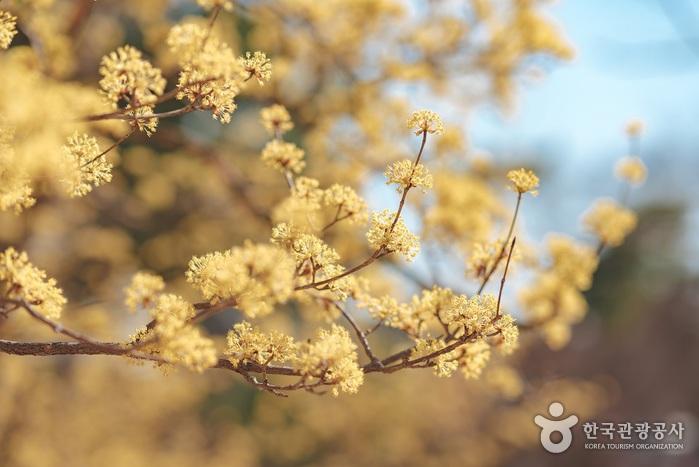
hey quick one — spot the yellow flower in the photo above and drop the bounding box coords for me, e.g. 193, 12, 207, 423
385, 159, 433, 192
99, 45, 166, 109
61, 133, 112, 197
124, 271, 165, 312
239, 51, 272, 85
261, 140, 306, 174
506, 168, 539, 195
186, 241, 296, 317
406, 109, 444, 135
139, 294, 218, 373
583, 199, 637, 247
459, 340, 491, 380
197, 0, 234, 11
367, 210, 420, 261
615, 156, 647, 185
260, 104, 293, 136
0, 11, 17, 49
0, 248, 66, 319
625, 119, 644, 137
225, 321, 297, 367
323, 184, 368, 223
167, 23, 247, 123
411, 338, 459, 378
0, 126, 34, 213
295, 324, 364, 396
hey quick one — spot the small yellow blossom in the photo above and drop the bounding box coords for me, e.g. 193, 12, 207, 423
162, 326, 218, 373
411, 338, 459, 378
0, 126, 34, 213
583, 199, 637, 247
323, 184, 368, 223
0, 11, 17, 49
167, 23, 243, 123
407, 109, 444, 135
295, 324, 364, 396
0, 248, 66, 319
507, 168, 539, 195
61, 133, 112, 197
460, 340, 491, 380
128, 106, 159, 136
261, 140, 305, 174
467, 240, 504, 279
615, 156, 647, 185
367, 210, 420, 260
186, 241, 296, 317
625, 119, 644, 137
547, 235, 598, 290
99, 45, 166, 109
495, 314, 519, 355
239, 51, 272, 85
272, 225, 348, 293
197, 0, 234, 11
445, 294, 498, 335
225, 321, 297, 367
385, 159, 433, 192
148, 294, 217, 372
542, 320, 572, 350
124, 271, 165, 312
260, 104, 293, 136
150, 294, 195, 338
272, 177, 324, 226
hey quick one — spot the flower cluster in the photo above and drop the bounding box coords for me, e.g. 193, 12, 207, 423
0, 248, 66, 319
124, 271, 165, 312
615, 156, 647, 185
61, 133, 112, 197
148, 294, 218, 372
0, 125, 34, 213
520, 235, 598, 349
186, 241, 296, 317
625, 119, 644, 137
296, 324, 364, 396
459, 340, 491, 379
507, 168, 539, 195
360, 294, 423, 336
261, 140, 306, 174
99, 45, 166, 111
0, 11, 17, 49
438, 293, 518, 353
239, 51, 272, 85
583, 199, 638, 247
167, 23, 241, 123
467, 240, 506, 279
323, 184, 368, 224
260, 104, 293, 136
407, 109, 444, 135
367, 210, 420, 260
411, 338, 459, 377
197, 0, 234, 11
385, 159, 433, 192
225, 321, 296, 367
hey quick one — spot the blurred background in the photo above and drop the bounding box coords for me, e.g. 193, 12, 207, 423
0, 0, 697, 465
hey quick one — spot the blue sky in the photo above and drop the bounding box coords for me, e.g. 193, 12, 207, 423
470, 0, 699, 245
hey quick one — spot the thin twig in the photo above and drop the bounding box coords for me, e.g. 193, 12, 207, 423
495, 237, 516, 319
81, 129, 134, 168
477, 191, 522, 294
334, 302, 381, 366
